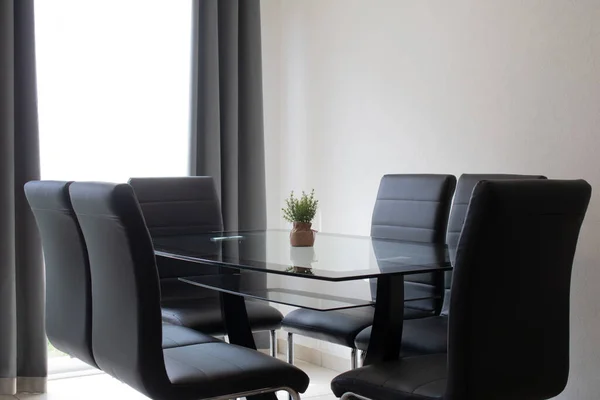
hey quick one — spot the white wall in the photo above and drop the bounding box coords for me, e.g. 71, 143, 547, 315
262, 1, 600, 397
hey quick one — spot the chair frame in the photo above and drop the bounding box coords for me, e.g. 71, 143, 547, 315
340, 392, 372, 400
209, 386, 300, 400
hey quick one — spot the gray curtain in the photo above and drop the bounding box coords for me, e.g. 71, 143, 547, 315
189, 0, 268, 348
0, 0, 47, 395
189, 0, 267, 232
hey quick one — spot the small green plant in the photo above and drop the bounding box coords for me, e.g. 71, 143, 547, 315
282, 189, 318, 223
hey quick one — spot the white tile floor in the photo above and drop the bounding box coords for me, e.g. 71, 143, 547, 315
3, 359, 338, 400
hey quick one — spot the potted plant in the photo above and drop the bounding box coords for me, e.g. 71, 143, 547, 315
282, 189, 318, 247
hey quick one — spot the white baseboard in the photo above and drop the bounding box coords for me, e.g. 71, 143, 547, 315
276, 338, 351, 372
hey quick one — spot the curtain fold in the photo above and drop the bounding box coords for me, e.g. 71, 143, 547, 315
189, 0, 268, 348
189, 0, 267, 232
0, 0, 47, 395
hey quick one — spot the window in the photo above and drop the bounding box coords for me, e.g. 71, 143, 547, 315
36, 0, 192, 182
35, 0, 192, 375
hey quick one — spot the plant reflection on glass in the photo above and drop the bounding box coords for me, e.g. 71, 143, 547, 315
285, 266, 315, 275
290, 246, 316, 267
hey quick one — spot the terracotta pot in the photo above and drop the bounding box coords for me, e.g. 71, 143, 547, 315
290, 222, 315, 247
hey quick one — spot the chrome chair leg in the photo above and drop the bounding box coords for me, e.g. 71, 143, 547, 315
287, 332, 294, 365
358, 350, 365, 367
350, 348, 358, 369
270, 330, 277, 357
206, 386, 301, 400
341, 392, 372, 400
286, 388, 301, 400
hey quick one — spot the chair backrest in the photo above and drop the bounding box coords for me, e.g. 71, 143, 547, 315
370, 174, 456, 312
440, 173, 547, 315
446, 179, 591, 400
128, 176, 223, 237
447, 174, 547, 261
128, 176, 225, 296
24, 180, 97, 368
371, 174, 456, 243
69, 182, 169, 396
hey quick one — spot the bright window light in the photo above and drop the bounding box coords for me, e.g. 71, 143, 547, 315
35, 0, 192, 182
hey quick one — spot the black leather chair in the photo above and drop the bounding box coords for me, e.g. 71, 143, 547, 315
24, 181, 97, 368
128, 177, 283, 355
282, 174, 456, 368
332, 179, 591, 400
69, 181, 309, 400
24, 181, 223, 367
353, 173, 546, 355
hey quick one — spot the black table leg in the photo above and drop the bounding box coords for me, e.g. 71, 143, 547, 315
220, 292, 278, 400
220, 292, 257, 349
363, 274, 405, 366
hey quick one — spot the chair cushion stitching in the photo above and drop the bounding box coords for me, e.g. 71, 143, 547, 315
164, 353, 208, 378
29, 207, 73, 214
149, 223, 220, 229
162, 311, 184, 325
376, 199, 443, 203
410, 377, 446, 393
201, 348, 246, 372
164, 336, 182, 346
451, 201, 470, 205
371, 224, 435, 231
139, 199, 216, 205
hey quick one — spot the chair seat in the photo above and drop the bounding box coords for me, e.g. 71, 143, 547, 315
282, 307, 432, 348
161, 298, 283, 334
164, 342, 310, 400
331, 354, 447, 400
283, 307, 375, 347
354, 316, 448, 355
162, 324, 220, 349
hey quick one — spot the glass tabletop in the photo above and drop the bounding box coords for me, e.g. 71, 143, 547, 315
179, 274, 373, 311
178, 272, 442, 311
153, 229, 451, 282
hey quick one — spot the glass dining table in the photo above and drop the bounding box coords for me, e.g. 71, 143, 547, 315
153, 229, 451, 367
